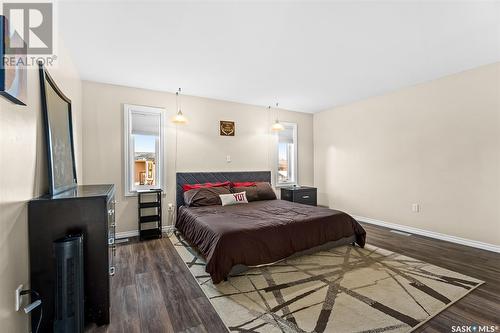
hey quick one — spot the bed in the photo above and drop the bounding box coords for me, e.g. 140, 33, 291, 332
175, 171, 366, 283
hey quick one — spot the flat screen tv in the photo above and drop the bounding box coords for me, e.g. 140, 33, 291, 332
39, 62, 77, 195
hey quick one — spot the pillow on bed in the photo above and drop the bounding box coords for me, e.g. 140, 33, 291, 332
182, 181, 231, 192
232, 182, 277, 201
183, 186, 231, 207
219, 192, 248, 206
232, 182, 256, 187
255, 182, 277, 200
232, 186, 259, 201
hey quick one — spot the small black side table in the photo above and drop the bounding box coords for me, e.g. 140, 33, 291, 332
280, 186, 317, 206
137, 189, 162, 240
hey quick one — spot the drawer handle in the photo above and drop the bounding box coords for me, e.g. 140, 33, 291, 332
302, 195, 310, 199
108, 238, 115, 245
109, 266, 115, 276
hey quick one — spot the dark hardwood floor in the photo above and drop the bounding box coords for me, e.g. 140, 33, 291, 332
86, 235, 228, 333
87, 223, 500, 333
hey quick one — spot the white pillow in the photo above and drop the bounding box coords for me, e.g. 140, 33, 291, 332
220, 192, 248, 206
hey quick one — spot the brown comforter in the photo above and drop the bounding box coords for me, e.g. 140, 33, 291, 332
176, 200, 366, 283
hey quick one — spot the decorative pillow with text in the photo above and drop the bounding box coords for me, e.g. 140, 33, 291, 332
219, 192, 248, 206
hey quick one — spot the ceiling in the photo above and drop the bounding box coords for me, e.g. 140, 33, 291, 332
59, 1, 500, 113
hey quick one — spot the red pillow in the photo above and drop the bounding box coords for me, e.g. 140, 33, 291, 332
182, 181, 231, 192
232, 182, 257, 187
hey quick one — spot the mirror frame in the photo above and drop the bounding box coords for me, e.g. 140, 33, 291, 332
38, 62, 77, 195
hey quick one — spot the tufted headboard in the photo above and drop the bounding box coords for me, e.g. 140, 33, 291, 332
176, 171, 272, 208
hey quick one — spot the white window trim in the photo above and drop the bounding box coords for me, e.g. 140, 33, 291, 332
123, 104, 165, 196
275, 122, 298, 187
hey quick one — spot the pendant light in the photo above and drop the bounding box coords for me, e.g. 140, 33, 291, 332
271, 102, 284, 131
172, 88, 188, 124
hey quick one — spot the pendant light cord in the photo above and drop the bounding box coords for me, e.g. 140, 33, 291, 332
174, 87, 181, 172
174, 87, 182, 173
177, 88, 182, 115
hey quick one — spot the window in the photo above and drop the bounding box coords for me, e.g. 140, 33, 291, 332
124, 104, 165, 195
276, 122, 298, 186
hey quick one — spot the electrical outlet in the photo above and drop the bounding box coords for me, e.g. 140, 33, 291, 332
15, 285, 23, 311
167, 203, 174, 212
412, 203, 420, 213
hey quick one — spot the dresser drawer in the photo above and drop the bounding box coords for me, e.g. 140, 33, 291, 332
107, 198, 115, 229
106, 196, 116, 278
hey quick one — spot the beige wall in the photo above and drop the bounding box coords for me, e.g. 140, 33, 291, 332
314, 63, 500, 246
82, 81, 314, 233
0, 44, 82, 331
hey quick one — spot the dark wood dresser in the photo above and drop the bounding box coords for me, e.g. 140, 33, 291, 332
28, 184, 116, 331
280, 186, 317, 206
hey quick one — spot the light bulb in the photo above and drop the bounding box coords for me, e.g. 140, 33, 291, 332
172, 111, 187, 124
271, 120, 284, 131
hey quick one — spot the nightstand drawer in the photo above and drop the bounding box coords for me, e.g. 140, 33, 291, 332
297, 198, 316, 206
293, 190, 316, 201
280, 187, 317, 206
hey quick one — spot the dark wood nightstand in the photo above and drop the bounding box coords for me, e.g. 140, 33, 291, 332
280, 186, 317, 206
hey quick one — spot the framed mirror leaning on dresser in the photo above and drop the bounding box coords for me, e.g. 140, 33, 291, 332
39, 61, 77, 195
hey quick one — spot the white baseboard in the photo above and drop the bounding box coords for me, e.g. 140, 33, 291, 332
115, 225, 174, 239
353, 215, 500, 253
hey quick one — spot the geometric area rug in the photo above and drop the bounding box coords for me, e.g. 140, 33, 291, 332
171, 233, 484, 333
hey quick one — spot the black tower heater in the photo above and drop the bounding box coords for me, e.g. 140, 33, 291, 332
54, 234, 84, 333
